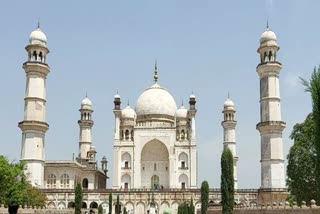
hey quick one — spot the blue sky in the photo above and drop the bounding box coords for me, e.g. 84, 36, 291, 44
0, 0, 318, 188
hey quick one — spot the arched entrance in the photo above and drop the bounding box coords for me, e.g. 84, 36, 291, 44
82, 178, 88, 189
90, 201, 98, 209
151, 175, 159, 189
141, 140, 169, 189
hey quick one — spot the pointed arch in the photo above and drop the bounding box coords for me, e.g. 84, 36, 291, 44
121, 152, 131, 169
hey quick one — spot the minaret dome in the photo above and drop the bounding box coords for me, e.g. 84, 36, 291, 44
81, 97, 93, 110
260, 28, 277, 45
224, 98, 235, 111
29, 27, 47, 47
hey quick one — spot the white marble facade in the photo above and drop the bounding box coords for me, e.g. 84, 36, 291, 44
112, 67, 197, 190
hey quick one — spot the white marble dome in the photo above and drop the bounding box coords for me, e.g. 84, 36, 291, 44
224, 98, 235, 110
81, 97, 92, 110
122, 105, 136, 119
260, 29, 277, 44
135, 83, 177, 117
29, 27, 47, 47
176, 105, 188, 118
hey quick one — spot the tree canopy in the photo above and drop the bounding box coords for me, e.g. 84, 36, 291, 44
221, 148, 234, 214
0, 156, 46, 207
287, 113, 317, 205
301, 66, 320, 203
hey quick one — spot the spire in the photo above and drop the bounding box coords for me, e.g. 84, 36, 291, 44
228, 92, 230, 99
37, 18, 40, 28
266, 19, 269, 30
154, 60, 158, 83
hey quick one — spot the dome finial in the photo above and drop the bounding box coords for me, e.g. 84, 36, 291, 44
127, 99, 130, 106
266, 19, 269, 30
154, 60, 158, 83
228, 92, 230, 99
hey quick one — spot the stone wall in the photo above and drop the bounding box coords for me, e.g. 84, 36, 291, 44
0, 208, 84, 214
200, 200, 320, 214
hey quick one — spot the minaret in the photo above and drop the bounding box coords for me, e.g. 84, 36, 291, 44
78, 96, 94, 163
256, 25, 286, 190
188, 93, 197, 188
221, 97, 238, 189
19, 25, 50, 187
113, 92, 121, 189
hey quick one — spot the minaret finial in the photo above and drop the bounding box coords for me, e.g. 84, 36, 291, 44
86, 91, 88, 97
182, 98, 184, 106
154, 60, 158, 83
228, 92, 230, 99
266, 19, 269, 30
37, 18, 40, 28
127, 99, 130, 106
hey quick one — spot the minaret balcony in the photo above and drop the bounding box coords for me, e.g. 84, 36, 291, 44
178, 166, 188, 170
18, 120, 49, 132
121, 166, 132, 170
256, 61, 282, 68
256, 121, 286, 132
23, 62, 50, 76
256, 62, 282, 78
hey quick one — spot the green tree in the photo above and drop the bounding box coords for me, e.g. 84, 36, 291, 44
108, 192, 113, 214
115, 195, 121, 214
221, 148, 234, 214
189, 198, 195, 214
0, 156, 46, 207
200, 181, 209, 214
301, 66, 320, 203
287, 113, 317, 205
178, 203, 188, 214
74, 183, 82, 214
98, 204, 103, 214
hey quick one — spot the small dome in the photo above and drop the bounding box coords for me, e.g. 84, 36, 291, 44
81, 97, 92, 110
135, 83, 177, 118
224, 98, 235, 110
260, 28, 277, 44
29, 27, 47, 47
190, 94, 196, 99
122, 105, 136, 119
176, 105, 188, 118
114, 93, 121, 99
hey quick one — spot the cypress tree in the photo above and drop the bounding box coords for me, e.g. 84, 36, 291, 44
74, 183, 82, 214
108, 193, 112, 214
221, 148, 234, 214
189, 198, 195, 214
200, 181, 209, 214
98, 204, 103, 214
115, 195, 121, 214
